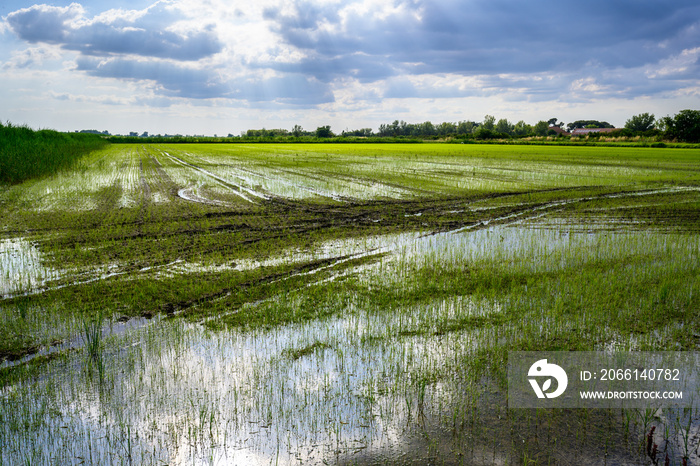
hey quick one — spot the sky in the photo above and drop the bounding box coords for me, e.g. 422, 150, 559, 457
1, 0, 700, 135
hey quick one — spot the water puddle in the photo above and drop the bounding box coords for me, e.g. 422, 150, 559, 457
0, 315, 159, 369
2, 293, 683, 465
0, 296, 493, 463
177, 184, 229, 206
163, 151, 266, 203
158, 186, 700, 287
0, 238, 60, 297
192, 157, 351, 202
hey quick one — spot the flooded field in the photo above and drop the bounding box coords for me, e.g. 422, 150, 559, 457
1, 143, 700, 465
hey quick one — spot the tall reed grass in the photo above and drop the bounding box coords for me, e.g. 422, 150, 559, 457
0, 122, 108, 184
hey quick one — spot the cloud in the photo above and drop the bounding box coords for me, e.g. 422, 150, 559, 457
4, 1, 334, 106
5, 3, 83, 44
648, 47, 700, 80
3, 0, 699, 113
6, 2, 222, 61
254, 52, 397, 83
49, 90, 131, 106
229, 74, 334, 105
75, 56, 334, 105
4, 2, 235, 102
67, 23, 221, 61
1, 46, 60, 69
380, 72, 575, 103
75, 56, 231, 98
263, 0, 700, 81
382, 76, 482, 99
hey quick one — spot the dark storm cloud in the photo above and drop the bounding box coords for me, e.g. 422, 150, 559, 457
6, 3, 222, 61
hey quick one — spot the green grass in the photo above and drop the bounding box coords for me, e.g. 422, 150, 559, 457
0, 122, 108, 184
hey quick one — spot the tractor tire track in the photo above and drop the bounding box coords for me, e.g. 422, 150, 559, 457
160, 151, 267, 204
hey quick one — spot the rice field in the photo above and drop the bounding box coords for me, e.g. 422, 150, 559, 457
1, 143, 700, 465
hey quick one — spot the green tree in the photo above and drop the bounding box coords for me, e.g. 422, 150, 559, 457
342, 128, 373, 137
495, 118, 513, 135
292, 125, 303, 137
436, 122, 457, 136
482, 115, 496, 130
567, 120, 614, 131
418, 121, 436, 136
624, 113, 655, 132
457, 120, 477, 134
315, 125, 334, 138
473, 127, 499, 139
661, 109, 700, 142
389, 120, 401, 136
513, 120, 532, 137
533, 121, 549, 136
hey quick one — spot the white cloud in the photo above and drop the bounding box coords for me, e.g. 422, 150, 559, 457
648, 47, 700, 79
6, 3, 85, 43
1, 46, 61, 69
6, 2, 222, 60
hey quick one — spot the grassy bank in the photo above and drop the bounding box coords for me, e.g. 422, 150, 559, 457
0, 123, 108, 184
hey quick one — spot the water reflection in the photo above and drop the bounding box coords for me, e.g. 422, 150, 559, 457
0, 238, 60, 297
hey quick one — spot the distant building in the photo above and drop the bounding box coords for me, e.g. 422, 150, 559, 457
548, 126, 570, 136
570, 128, 617, 136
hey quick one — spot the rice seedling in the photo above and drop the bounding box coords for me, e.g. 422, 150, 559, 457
0, 142, 699, 464
82, 309, 104, 371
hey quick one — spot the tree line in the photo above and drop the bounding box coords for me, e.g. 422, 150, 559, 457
232, 110, 699, 143
84, 109, 700, 144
